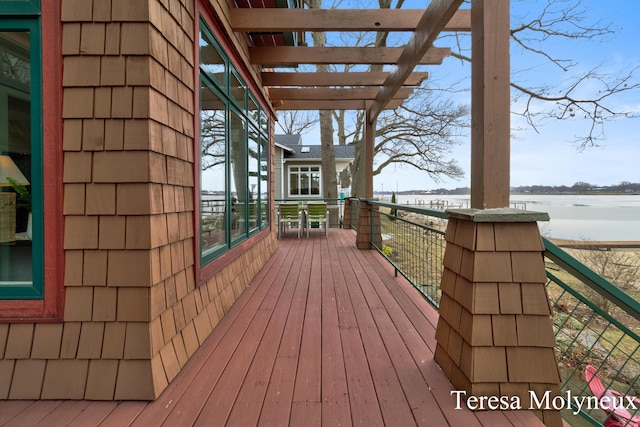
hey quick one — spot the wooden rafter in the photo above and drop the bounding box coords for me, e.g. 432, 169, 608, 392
368, 0, 464, 120
249, 46, 450, 66
261, 71, 429, 87
231, 8, 470, 32
268, 87, 413, 101
273, 99, 404, 111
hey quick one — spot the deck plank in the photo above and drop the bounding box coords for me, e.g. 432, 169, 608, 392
330, 236, 385, 427
0, 230, 547, 427
320, 237, 352, 426
192, 255, 296, 425
2, 401, 62, 427
98, 401, 147, 427
289, 238, 323, 425
32, 401, 92, 426
225, 239, 311, 426
257, 238, 314, 426
0, 401, 35, 425
338, 238, 419, 426
130, 239, 296, 427
65, 401, 119, 426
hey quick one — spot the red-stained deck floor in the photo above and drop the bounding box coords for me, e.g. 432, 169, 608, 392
0, 229, 544, 426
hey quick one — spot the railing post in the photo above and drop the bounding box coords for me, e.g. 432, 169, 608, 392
433, 208, 563, 427
343, 198, 351, 229
356, 199, 370, 249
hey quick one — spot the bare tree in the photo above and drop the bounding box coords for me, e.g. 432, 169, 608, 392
572, 245, 640, 314
276, 110, 318, 135
450, 0, 640, 150
306, 0, 339, 202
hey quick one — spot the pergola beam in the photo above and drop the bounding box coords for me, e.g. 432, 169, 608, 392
368, 0, 463, 121
273, 99, 404, 110
268, 87, 413, 101
231, 8, 470, 32
261, 71, 429, 87
249, 46, 450, 66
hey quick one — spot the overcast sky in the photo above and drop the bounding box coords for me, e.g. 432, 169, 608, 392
295, 1, 640, 191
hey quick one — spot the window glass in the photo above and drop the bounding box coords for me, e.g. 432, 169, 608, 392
260, 110, 268, 135
259, 136, 269, 228
0, 27, 42, 299
300, 167, 310, 195
248, 96, 258, 125
200, 80, 226, 257
229, 71, 245, 108
229, 110, 246, 242
199, 30, 225, 88
247, 127, 259, 232
198, 17, 270, 267
311, 166, 320, 195
289, 166, 299, 195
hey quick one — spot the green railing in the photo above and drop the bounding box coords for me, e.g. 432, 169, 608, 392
544, 238, 640, 426
367, 200, 448, 308
359, 199, 640, 426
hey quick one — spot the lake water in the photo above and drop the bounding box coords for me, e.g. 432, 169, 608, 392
393, 194, 640, 242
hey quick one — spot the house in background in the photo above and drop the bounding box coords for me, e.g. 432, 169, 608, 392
274, 134, 354, 200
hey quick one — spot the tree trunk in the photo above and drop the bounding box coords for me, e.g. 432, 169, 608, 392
307, 0, 338, 223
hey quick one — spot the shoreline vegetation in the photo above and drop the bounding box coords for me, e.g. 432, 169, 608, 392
374, 182, 640, 196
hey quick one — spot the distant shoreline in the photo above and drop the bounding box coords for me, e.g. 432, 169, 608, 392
375, 191, 640, 196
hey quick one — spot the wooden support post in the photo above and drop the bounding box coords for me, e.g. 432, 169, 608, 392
356, 199, 371, 249
343, 198, 351, 229
434, 209, 563, 427
470, 0, 511, 209
365, 109, 374, 199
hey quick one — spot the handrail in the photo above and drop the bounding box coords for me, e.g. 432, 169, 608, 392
543, 237, 640, 322
365, 199, 448, 219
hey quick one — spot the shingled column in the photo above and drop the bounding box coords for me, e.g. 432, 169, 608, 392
434, 209, 563, 427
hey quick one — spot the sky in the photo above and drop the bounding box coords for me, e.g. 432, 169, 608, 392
292, 1, 640, 191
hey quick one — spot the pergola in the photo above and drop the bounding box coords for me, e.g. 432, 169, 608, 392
230, 0, 511, 209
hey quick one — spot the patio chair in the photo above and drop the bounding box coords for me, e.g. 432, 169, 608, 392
277, 203, 302, 238
306, 201, 329, 238
585, 365, 640, 427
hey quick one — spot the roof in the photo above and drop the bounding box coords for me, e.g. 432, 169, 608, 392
275, 134, 355, 161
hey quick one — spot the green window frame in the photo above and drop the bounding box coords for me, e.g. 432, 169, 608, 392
0, 0, 40, 15
198, 18, 270, 266
0, 8, 44, 300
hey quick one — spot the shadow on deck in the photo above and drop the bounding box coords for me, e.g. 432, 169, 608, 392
0, 229, 543, 426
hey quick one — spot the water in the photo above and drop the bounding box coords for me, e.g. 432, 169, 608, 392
392, 194, 640, 241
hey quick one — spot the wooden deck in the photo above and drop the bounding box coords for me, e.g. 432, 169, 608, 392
0, 229, 544, 426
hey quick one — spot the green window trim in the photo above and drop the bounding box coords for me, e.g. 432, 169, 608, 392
199, 17, 270, 267
0, 7, 44, 299
0, 0, 40, 15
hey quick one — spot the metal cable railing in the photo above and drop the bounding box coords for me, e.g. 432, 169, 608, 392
359, 199, 640, 426
544, 238, 640, 426
366, 200, 447, 308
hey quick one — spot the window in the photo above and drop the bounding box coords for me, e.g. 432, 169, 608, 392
199, 19, 270, 266
289, 166, 321, 196
0, 7, 43, 300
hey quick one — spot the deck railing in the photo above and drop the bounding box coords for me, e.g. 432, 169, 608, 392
360, 199, 640, 427
544, 238, 640, 426
366, 200, 447, 308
